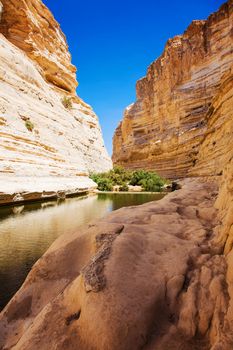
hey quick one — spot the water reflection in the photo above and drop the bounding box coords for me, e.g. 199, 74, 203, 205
0, 192, 164, 310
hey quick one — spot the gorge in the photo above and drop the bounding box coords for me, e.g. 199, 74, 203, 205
0, 0, 233, 349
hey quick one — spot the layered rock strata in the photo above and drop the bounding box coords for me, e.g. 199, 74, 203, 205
113, 0, 233, 179
0, 0, 77, 93
1, 179, 233, 349
0, 0, 111, 204
190, 67, 233, 178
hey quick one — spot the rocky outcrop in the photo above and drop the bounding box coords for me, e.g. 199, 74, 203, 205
1, 179, 233, 350
113, 0, 233, 179
0, 0, 77, 93
0, 0, 112, 203
0, 176, 96, 205
190, 67, 233, 178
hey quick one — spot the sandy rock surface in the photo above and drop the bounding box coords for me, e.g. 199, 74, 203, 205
1, 179, 233, 349
0, 0, 77, 93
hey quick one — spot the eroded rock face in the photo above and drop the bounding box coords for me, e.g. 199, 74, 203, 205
0, 0, 77, 93
190, 67, 233, 178
0, 0, 112, 200
113, 0, 233, 179
1, 179, 233, 350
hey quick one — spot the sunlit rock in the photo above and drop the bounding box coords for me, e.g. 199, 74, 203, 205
0, 0, 112, 204
113, 1, 232, 180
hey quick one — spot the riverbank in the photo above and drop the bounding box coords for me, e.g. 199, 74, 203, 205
0, 175, 169, 207
96, 190, 167, 194
1, 177, 231, 350
0, 176, 97, 206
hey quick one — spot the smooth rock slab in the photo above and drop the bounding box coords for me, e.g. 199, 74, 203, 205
1, 179, 232, 350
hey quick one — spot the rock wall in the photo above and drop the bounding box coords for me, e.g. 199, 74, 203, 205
0, 0, 77, 93
113, 0, 233, 179
0, 0, 112, 200
190, 67, 233, 178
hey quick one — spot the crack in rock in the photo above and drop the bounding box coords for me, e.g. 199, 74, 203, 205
81, 225, 124, 292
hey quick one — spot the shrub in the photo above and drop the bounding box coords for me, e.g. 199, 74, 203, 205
119, 183, 129, 192
90, 168, 165, 192
89, 173, 102, 184
61, 96, 73, 110
140, 178, 162, 192
107, 171, 122, 186
95, 178, 113, 191
108, 166, 132, 185
129, 170, 149, 186
25, 120, 34, 132
129, 170, 165, 192
90, 173, 113, 191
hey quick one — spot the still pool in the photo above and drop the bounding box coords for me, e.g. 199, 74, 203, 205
0, 192, 165, 310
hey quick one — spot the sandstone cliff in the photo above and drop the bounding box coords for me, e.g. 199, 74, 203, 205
0, 1, 233, 350
113, 0, 233, 180
0, 0, 112, 204
0, 0, 77, 93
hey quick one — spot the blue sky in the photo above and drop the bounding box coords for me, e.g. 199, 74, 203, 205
43, 0, 224, 155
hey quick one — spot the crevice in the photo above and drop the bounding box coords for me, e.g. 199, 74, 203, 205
65, 310, 81, 326
81, 225, 124, 292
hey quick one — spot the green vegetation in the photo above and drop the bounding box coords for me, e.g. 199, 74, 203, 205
25, 120, 34, 132
129, 170, 165, 192
90, 166, 166, 192
119, 183, 129, 192
93, 177, 113, 192
61, 96, 73, 110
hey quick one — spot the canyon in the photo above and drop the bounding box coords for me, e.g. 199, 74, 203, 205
0, 0, 111, 205
0, 0, 233, 350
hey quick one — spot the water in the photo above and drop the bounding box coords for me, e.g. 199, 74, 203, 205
0, 192, 165, 310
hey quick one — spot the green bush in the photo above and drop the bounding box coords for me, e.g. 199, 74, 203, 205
139, 178, 162, 192
129, 170, 149, 186
61, 96, 73, 110
25, 120, 34, 132
119, 183, 129, 192
89, 173, 102, 184
130, 170, 165, 192
107, 171, 124, 186
96, 178, 113, 191
90, 167, 165, 192
107, 166, 132, 185
90, 173, 113, 191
